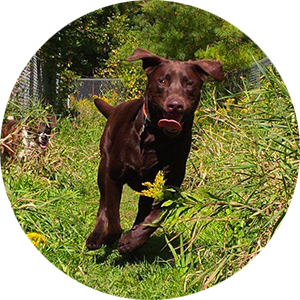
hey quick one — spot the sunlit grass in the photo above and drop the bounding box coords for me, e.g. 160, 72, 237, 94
1, 66, 299, 298
162, 66, 299, 291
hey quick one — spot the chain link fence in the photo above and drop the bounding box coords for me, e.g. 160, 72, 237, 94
226, 57, 272, 93
75, 78, 126, 101
0, 0, 42, 107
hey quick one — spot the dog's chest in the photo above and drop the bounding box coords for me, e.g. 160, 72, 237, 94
139, 133, 179, 173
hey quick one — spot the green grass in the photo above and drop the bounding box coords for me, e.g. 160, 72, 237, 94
0, 103, 199, 300
159, 67, 299, 291
0, 52, 300, 300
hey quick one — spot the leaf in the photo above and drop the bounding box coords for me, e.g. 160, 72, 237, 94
161, 200, 173, 207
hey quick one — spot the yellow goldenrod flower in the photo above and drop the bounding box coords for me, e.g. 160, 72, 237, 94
137, 171, 166, 201
224, 98, 235, 112
102, 96, 109, 103
217, 108, 226, 114
16, 232, 46, 248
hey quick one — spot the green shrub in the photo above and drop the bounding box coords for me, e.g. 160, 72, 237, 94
97, 13, 146, 99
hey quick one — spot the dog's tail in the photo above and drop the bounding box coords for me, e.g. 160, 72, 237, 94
94, 97, 114, 119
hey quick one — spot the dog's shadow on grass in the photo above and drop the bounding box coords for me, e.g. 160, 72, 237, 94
92, 234, 178, 267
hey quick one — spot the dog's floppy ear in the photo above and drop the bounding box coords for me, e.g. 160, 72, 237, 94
126, 48, 164, 71
192, 60, 224, 82
47, 115, 57, 128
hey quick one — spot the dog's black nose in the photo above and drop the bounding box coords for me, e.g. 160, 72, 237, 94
167, 100, 184, 112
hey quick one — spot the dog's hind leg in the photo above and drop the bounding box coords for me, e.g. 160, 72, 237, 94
86, 160, 123, 250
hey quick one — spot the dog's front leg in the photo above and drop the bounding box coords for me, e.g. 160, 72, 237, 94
118, 160, 188, 255
133, 195, 154, 226
86, 159, 123, 250
118, 198, 161, 255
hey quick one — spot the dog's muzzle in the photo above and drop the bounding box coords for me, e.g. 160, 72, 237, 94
38, 133, 50, 149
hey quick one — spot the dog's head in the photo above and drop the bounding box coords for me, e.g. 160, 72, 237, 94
126, 48, 224, 137
28, 116, 56, 150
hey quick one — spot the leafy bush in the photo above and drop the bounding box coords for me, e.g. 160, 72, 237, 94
57, 69, 80, 115
103, 1, 264, 70
97, 13, 146, 99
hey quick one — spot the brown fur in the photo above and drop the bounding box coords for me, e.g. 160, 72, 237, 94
1, 120, 22, 163
86, 48, 224, 255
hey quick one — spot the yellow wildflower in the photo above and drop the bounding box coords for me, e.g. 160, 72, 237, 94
224, 98, 235, 112
217, 108, 226, 115
137, 171, 166, 201
15, 232, 46, 248
101, 96, 109, 103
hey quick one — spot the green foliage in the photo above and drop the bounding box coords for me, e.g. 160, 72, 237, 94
41, 8, 113, 76
159, 65, 299, 291
39, 7, 119, 112
1, 100, 191, 300
139, 0, 279, 69
97, 12, 146, 99
38, 3, 145, 104
40, 2, 143, 78
57, 69, 80, 115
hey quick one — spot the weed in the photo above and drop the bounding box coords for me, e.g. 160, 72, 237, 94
160, 65, 299, 291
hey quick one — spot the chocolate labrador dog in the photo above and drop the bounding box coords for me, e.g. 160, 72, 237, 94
86, 48, 224, 254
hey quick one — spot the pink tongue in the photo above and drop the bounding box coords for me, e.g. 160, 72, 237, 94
157, 119, 182, 131
40, 144, 47, 149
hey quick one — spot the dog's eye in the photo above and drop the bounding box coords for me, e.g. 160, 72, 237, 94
186, 80, 194, 87
158, 79, 166, 85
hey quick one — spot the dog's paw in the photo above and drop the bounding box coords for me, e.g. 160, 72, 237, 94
86, 228, 122, 250
86, 232, 103, 250
118, 226, 149, 255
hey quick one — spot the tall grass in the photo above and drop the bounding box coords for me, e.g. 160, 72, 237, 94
0, 39, 300, 299
1, 99, 192, 299
2, 99, 104, 279
160, 66, 299, 290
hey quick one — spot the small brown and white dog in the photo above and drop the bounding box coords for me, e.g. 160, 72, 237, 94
1, 116, 56, 163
